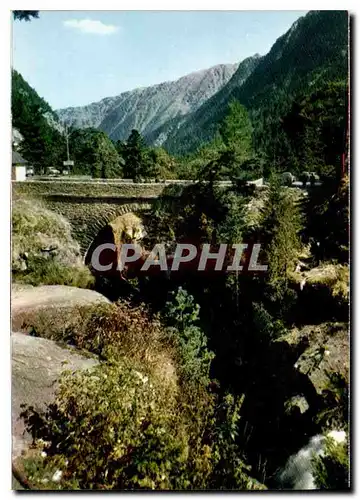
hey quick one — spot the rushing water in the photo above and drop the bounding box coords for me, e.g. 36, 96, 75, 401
277, 431, 346, 490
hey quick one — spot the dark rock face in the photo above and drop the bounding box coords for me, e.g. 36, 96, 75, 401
12, 332, 99, 459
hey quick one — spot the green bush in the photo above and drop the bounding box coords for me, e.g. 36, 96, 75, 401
21, 359, 188, 490
312, 436, 349, 490
164, 287, 214, 384
18, 301, 176, 382
21, 361, 263, 490
316, 371, 348, 430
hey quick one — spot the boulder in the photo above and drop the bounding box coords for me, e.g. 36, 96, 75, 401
12, 332, 99, 459
12, 284, 110, 331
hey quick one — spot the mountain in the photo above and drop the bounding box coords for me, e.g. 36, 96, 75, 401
56, 63, 240, 143
146, 54, 261, 147
163, 10, 349, 155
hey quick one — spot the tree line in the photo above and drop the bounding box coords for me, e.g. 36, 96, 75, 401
12, 69, 177, 179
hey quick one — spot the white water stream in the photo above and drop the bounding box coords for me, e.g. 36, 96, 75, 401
277, 430, 346, 490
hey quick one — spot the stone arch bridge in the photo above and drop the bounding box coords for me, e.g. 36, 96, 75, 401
12, 178, 305, 258
12, 180, 182, 255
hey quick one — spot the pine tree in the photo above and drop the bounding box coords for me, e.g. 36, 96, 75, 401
69, 128, 121, 178
122, 129, 150, 180
260, 173, 303, 299
219, 100, 253, 159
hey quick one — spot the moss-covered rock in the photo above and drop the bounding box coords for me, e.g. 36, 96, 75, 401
12, 198, 94, 287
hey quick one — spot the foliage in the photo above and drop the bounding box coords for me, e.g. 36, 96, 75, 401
19, 300, 263, 490
282, 80, 348, 177
209, 393, 265, 490
148, 147, 177, 180
304, 175, 349, 264
219, 100, 253, 157
118, 129, 150, 180
11, 10, 350, 490
164, 287, 214, 385
21, 359, 187, 490
13, 11, 39, 21
316, 371, 349, 430
69, 128, 121, 178
12, 70, 65, 172
179, 101, 258, 183
312, 437, 349, 490
258, 174, 303, 303
116, 134, 177, 180
15, 257, 94, 288
252, 303, 287, 342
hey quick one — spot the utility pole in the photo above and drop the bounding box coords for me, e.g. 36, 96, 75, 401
65, 124, 70, 162
63, 122, 74, 173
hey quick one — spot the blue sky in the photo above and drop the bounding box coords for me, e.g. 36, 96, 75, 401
12, 10, 307, 110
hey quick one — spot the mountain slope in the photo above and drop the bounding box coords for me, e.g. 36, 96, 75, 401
164, 10, 349, 155
56, 63, 240, 142
153, 54, 261, 153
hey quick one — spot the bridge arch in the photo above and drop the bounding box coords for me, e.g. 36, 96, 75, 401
78, 202, 151, 257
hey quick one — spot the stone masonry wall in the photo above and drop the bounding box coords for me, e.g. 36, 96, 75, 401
12, 181, 168, 254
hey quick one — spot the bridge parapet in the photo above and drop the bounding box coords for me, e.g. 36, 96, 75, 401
12, 180, 170, 199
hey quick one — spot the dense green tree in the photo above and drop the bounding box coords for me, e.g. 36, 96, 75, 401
259, 174, 304, 303
13, 11, 39, 21
282, 81, 348, 177
148, 147, 177, 180
12, 70, 65, 172
121, 129, 151, 180
219, 100, 252, 157
69, 128, 121, 178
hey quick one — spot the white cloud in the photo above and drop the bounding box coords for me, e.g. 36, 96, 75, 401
63, 19, 119, 35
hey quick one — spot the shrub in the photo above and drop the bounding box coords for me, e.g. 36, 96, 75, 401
316, 371, 348, 430
18, 301, 176, 384
18, 299, 264, 490
163, 287, 214, 385
252, 302, 287, 341
20, 361, 263, 490
21, 359, 188, 490
312, 436, 349, 490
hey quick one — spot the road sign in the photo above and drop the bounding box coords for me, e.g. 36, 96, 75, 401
63, 160, 74, 166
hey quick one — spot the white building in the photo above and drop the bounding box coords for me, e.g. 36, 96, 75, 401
12, 151, 28, 181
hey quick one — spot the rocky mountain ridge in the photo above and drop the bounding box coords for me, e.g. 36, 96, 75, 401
56, 62, 240, 142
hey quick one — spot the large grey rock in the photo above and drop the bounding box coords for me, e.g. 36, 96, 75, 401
12, 332, 98, 459
12, 284, 110, 330
12, 284, 109, 311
